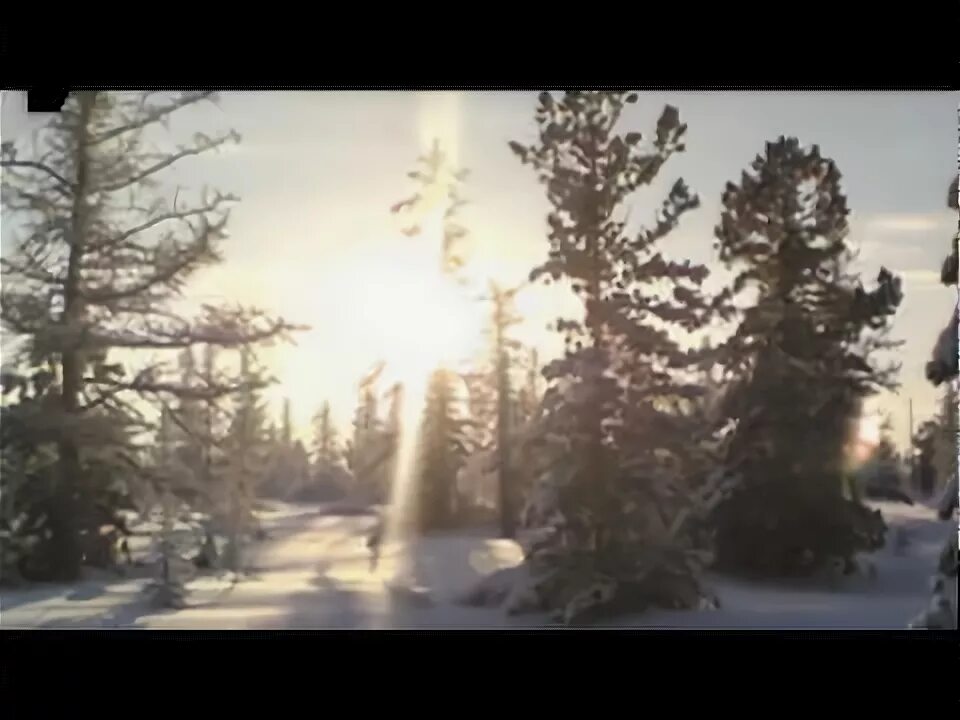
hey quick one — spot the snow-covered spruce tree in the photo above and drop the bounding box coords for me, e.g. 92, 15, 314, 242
505, 91, 732, 624
711, 137, 900, 577
1, 367, 66, 583
0, 354, 142, 581
145, 344, 231, 578
218, 346, 272, 574
0, 91, 298, 581
910, 175, 958, 630
146, 342, 275, 599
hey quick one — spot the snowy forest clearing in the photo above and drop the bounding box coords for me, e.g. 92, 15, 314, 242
1, 91, 956, 628
1, 500, 952, 629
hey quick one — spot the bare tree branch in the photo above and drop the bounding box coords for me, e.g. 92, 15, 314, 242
95, 133, 240, 194
89, 317, 304, 351
87, 194, 236, 250
1, 257, 65, 285
84, 93, 217, 147
87, 371, 269, 408
0, 160, 74, 196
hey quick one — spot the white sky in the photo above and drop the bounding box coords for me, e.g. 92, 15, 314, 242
2, 91, 957, 448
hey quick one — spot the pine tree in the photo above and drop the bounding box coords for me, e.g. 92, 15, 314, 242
348, 364, 391, 503
152, 345, 228, 514
219, 346, 271, 573
518, 347, 543, 426
490, 283, 524, 537
199, 345, 219, 490
507, 91, 730, 623
712, 137, 901, 576
312, 401, 340, 473
416, 367, 470, 530
170, 348, 203, 483
933, 383, 958, 496
0, 92, 297, 581
912, 420, 940, 496
1, 365, 65, 582
459, 310, 548, 522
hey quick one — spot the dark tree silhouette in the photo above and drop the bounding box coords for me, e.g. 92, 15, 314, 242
507, 91, 731, 623
712, 137, 901, 576
909, 175, 958, 630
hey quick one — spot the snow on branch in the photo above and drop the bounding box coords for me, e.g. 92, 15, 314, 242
87, 374, 270, 404
81, 216, 226, 304
90, 305, 306, 351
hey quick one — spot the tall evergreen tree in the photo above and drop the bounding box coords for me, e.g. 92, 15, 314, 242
416, 368, 470, 530
490, 283, 523, 537
517, 347, 543, 426
348, 364, 391, 502
199, 345, 219, 489
0, 91, 297, 580
1, 365, 69, 582
933, 382, 958, 497
169, 348, 203, 483
312, 400, 340, 472
910, 175, 958, 630
219, 346, 271, 572
507, 91, 730, 623
711, 137, 901, 576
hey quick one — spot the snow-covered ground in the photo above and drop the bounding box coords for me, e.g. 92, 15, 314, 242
1, 500, 954, 629
621, 502, 956, 629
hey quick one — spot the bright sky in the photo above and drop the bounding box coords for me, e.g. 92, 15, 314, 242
2, 91, 957, 448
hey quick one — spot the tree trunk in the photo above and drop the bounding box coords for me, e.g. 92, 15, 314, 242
494, 294, 516, 539
50, 92, 94, 582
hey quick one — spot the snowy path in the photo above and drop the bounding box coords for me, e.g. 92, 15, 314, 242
0, 505, 526, 629
171, 512, 528, 629
1, 500, 953, 629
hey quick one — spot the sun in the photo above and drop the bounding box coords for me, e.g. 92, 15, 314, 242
849, 412, 883, 465
346, 226, 482, 388
857, 413, 882, 448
